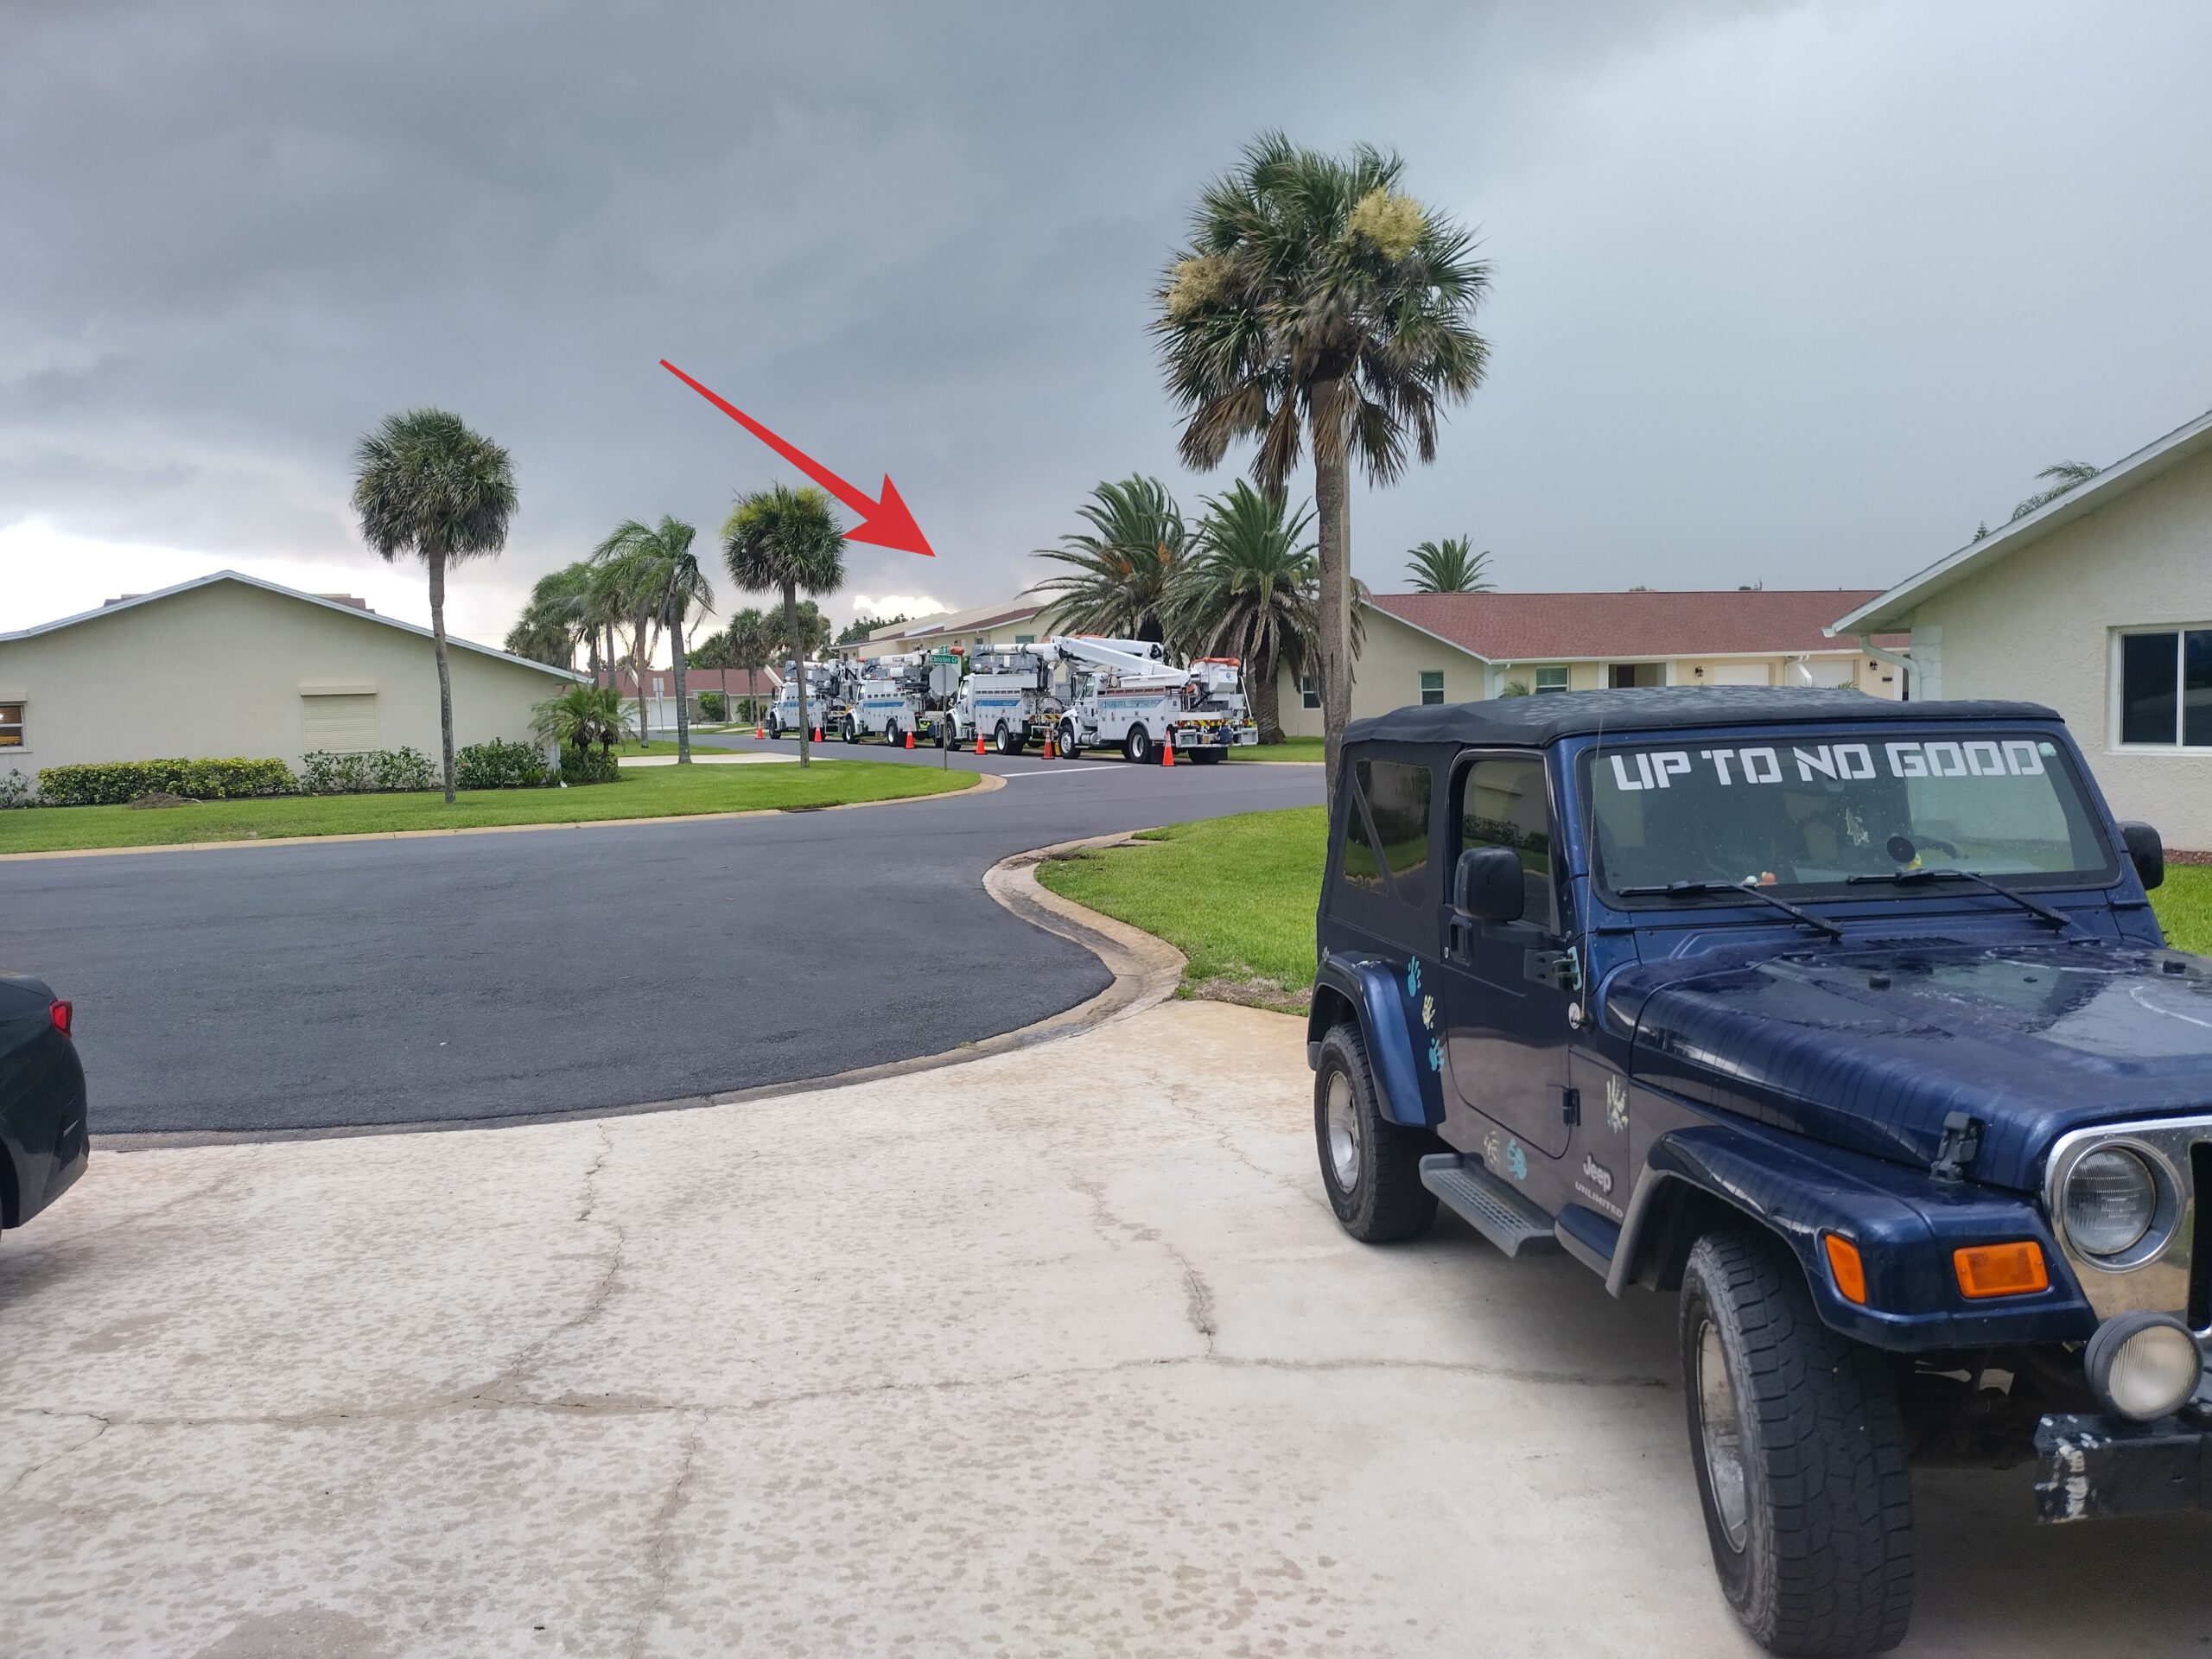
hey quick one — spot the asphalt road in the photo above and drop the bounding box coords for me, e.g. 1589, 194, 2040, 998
0, 736, 1320, 1135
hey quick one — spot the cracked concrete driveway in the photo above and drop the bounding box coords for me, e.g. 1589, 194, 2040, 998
3, 1001, 2203, 1657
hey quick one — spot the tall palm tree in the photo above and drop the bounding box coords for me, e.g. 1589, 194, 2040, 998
1154, 132, 1491, 804
721, 484, 846, 766
1033, 475, 1187, 642
505, 561, 594, 670
594, 518, 713, 761
2010, 460, 2099, 522
1405, 536, 1493, 594
352, 408, 518, 803
1166, 480, 1318, 743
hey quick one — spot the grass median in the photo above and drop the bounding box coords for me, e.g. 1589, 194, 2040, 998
0, 760, 977, 855
1033, 809, 2212, 1012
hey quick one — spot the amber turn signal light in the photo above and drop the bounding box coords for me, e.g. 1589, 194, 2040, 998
1954, 1241, 2050, 1300
1822, 1234, 1867, 1306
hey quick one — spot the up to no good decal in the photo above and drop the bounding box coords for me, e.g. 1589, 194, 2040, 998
1604, 739, 2054, 791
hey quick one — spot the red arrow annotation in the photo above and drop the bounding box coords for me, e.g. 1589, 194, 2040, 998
658, 359, 934, 557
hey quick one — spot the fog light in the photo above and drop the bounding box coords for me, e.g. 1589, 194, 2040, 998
2084, 1312, 2204, 1424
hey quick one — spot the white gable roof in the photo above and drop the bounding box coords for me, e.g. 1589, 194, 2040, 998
0, 568, 584, 681
1831, 405, 2212, 636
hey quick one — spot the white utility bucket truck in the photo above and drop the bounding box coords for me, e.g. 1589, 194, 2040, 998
1045, 636, 1258, 763
941, 645, 1058, 754
765, 659, 861, 741
853, 649, 963, 747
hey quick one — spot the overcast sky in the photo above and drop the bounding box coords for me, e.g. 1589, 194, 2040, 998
5, 0, 2209, 652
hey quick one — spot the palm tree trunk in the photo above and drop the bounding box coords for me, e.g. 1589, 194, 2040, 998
671, 613, 692, 765
1250, 645, 1283, 743
1313, 393, 1352, 810
428, 547, 458, 804
786, 581, 810, 767
631, 612, 651, 742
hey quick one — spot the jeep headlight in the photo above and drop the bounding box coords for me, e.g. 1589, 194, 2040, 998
2063, 1147, 2158, 1257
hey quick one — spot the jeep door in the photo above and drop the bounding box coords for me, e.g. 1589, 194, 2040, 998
1435, 750, 1577, 1161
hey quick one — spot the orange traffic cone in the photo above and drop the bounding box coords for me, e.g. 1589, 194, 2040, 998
904, 731, 913, 749
975, 734, 986, 756
1043, 734, 1056, 759
811, 726, 822, 743
1160, 736, 1174, 767
755, 724, 764, 740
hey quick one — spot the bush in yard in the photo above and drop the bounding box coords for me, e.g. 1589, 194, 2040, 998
454, 739, 552, 791
0, 768, 33, 808
698, 691, 727, 721
37, 758, 296, 806
299, 747, 440, 795
558, 747, 623, 785
371, 746, 437, 791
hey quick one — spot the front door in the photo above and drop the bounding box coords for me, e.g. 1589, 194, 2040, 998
1435, 751, 1577, 1165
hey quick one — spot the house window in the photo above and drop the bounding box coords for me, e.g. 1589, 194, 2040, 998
302, 692, 379, 753
0, 702, 22, 748
2117, 628, 2212, 747
1014, 633, 1035, 645
1300, 674, 1320, 710
1534, 666, 1570, 695
1419, 671, 1445, 706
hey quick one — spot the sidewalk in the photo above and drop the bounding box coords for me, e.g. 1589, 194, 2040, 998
2, 1002, 2200, 1656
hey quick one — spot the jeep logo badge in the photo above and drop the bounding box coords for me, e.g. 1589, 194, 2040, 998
1580, 1154, 1615, 1198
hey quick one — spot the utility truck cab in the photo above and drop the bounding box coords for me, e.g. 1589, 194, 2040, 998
1308, 687, 2205, 1656
1045, 635, 1258, 763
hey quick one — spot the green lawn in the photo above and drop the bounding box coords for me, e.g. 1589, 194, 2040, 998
1035, 806, 1326, 1011
1225, 736, 1324, 762
0, 760, 976, 855
2156, 864, 2212, 955
1032, 808, 2212, 1013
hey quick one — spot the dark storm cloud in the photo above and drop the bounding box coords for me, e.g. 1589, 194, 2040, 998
4, 0, 2209, 638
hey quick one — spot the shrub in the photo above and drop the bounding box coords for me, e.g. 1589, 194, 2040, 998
372, 747, 437, 791
37, 758, 296, 807
300, 747, 440, 794
698, 691, 727, 721
455, 739, 552, 791
559, 747, 623, 785
0, 768, 33, 809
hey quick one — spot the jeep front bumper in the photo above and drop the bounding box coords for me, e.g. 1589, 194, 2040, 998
2033, 1408, 2212, 1521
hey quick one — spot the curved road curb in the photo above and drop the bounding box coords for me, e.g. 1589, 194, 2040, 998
0, 770, 1003, 863
95, 828, 1182, 1151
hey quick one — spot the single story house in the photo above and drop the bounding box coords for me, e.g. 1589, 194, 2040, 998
1271, 588, 1905, 736
0, 569, 580, 785
1831, 405, 2212, 847
845, 595, 1049, 661
602, 664, 782, 729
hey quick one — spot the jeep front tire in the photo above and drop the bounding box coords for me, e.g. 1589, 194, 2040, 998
1313, 1021, 1437, 1243
1680, 1229, 1915, 1657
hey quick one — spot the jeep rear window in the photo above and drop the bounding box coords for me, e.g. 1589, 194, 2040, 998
1585, 732, 2115, 896
1348, 759, 1432, 898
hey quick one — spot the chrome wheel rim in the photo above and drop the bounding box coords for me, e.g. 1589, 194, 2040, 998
1325, 1071, 1361, 1192
1697, 1319, 1750, 1553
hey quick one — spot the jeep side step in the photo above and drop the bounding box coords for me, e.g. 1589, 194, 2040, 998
1419, 1154, 1560, 1257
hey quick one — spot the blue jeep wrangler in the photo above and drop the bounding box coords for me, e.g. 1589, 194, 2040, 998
1308, 688, 2207, 1656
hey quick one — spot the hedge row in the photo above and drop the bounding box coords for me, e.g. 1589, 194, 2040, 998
36, 757, 298, 806
300, 747, 439, 795
31, 741, 594, 806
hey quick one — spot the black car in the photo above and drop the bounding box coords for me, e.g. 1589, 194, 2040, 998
1307, 688, 2209, 1657
1, 971, 87, 1231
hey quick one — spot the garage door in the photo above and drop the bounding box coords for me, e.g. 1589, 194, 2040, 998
302, 692, 379, 752
1705, 664, 1770, 686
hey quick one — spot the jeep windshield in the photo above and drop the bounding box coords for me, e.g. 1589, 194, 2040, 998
1585, 730, 2118, 898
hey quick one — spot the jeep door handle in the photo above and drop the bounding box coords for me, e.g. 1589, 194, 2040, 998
1446, 914, 1478, 963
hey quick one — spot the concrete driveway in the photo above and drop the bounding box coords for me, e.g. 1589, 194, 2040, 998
2, 1000, 2199, 1658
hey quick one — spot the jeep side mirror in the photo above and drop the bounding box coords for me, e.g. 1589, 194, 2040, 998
1454, 846, 1526, 925
2120, 821, 2164, 892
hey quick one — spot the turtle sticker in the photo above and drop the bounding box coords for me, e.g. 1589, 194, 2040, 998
1506, 1137, 1528, 1183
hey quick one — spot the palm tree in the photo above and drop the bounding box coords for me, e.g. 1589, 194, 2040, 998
1154, 132, 1491, 804
594, 518, 713, 761
588, 537, 665, 745
1166, 481, 1317, 742
1034, 475, 1188, 642
1405, 536, 1493, 594
721, 484, 845, 766
505, 562, 594, 670
352, 408, 518, 803
531, 683, 628, 760
2010, 460, 2099, 522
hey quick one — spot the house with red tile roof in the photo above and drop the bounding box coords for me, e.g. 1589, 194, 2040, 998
1273, 588, 1905, 737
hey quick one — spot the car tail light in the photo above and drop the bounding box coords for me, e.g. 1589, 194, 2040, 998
49, 1000, 73, 1038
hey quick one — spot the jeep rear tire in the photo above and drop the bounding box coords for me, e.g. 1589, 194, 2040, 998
1680, 1229, 1915, 1657
1313, 1022, 1437, 1243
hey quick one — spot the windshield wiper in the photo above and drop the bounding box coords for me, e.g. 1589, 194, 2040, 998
1846, 868, 2076, 931
1616, 880, 1845, 941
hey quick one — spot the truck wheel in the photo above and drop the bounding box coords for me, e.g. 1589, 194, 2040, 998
1123, 725, 1153, 764
1313, 1022, 1437, 1243
1681, 1229, 1915, 1657
995, 721, 1022, 756
1056, 721, 1081, 760
882, 721, 899, 748
943, 721, 961, 750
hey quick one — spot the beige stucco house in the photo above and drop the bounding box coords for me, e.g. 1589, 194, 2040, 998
1831, 406, 2212, 849
1271, 588, 1904, 737
0, 570, 580, 785
843, 594, 1050, 660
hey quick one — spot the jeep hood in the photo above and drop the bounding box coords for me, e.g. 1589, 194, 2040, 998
1617, 938, 2212, 1191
